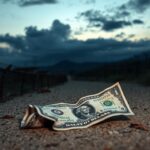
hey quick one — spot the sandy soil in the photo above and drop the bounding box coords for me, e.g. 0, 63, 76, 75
0, 81, 150, 150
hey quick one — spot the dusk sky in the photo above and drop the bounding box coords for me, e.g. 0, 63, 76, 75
0, 0, 150, 66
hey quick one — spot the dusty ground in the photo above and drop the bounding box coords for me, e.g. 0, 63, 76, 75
0, 80, 150, 150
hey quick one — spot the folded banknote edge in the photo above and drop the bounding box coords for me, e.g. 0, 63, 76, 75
27, 104, 134, 131
52, 112, 134, 131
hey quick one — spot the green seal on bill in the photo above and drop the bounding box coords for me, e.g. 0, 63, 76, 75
103, 100, 113, 106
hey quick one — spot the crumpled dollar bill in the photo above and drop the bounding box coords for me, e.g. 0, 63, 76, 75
20, 82, 134, 131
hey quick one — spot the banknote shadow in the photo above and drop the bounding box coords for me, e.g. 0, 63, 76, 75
90, 116, 130, 129
101, 115, 129, 124
44, 119, 54, 130
18, 118, 54, 130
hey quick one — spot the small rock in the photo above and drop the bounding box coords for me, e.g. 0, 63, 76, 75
108, 130, 119, 135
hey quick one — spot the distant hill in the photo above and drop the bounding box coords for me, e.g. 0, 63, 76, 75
74, 51, 150, 84
32, 51, 150, 76
38, 60, 104, 74
1, 50, 150, 80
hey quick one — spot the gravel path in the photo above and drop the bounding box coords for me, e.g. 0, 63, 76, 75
0, 81, 150, 150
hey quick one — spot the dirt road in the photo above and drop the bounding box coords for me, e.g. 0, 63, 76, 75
0, 81, 150, 150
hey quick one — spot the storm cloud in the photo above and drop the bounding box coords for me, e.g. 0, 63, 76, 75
0, 34, 25, 52
133, 19, 144, 24
120, 0, 150, 13
2, 0, 57, 7
0, 19, 150, 66
78, 10, 144, 31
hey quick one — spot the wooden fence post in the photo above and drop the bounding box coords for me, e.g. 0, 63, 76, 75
0, 70, 5, 101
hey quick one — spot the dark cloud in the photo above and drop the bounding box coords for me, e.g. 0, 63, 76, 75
0, 34, 25, 51
0, 19, 150, 66
24, 19, 71, 59
25, 20, 70, 41
130, 0, 150, 12
102, 20, 132, 31
2, 0, 57, 7
2, 0, 95, 6
115, 32, 126, 38
133, 19, 144, 24
78, 10, 143, 31
19, 0, 57, 7
0, 19, 71, 65
115, 33, 135, 40
120, 0, 150, 13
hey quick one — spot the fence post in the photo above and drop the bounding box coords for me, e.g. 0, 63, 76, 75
0, 70, 5, 101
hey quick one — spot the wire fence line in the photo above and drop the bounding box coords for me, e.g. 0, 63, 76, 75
0, 67, 67, 102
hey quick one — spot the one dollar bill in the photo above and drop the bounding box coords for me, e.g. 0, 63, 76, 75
21, 82, 134, 131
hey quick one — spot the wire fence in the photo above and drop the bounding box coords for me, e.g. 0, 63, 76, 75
0, 67, 67, 102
